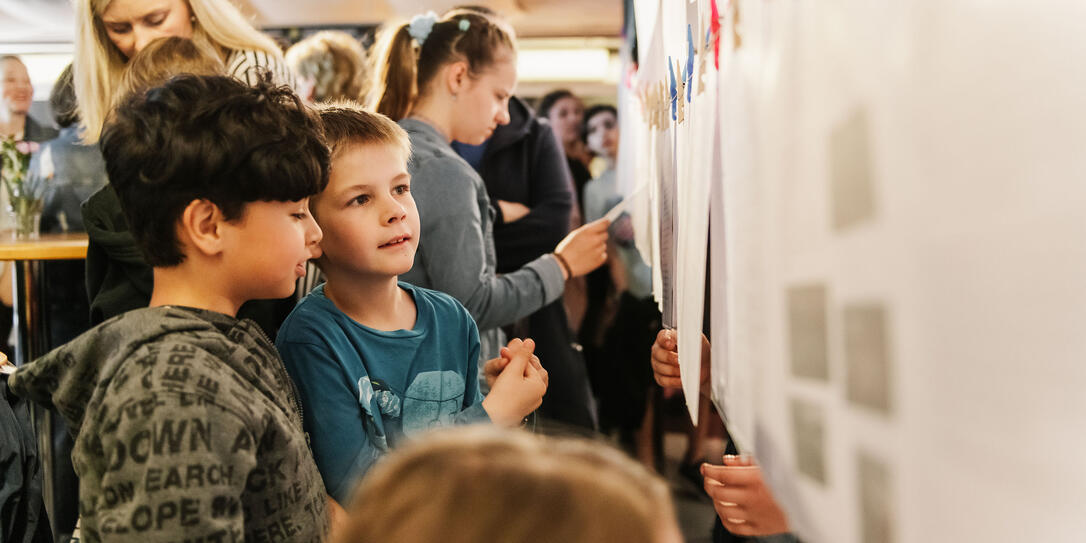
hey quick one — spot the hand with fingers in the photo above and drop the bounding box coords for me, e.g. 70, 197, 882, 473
481, 338, 549, 426
650, 329, 711, 396
553, 217, 610, 279
702, 455, 791, 537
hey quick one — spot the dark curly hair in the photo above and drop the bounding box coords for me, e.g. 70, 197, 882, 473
100, 74, 329, 267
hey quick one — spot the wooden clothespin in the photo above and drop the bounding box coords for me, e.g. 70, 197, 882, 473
676, 60, 686, 124
731, 0, 742, 50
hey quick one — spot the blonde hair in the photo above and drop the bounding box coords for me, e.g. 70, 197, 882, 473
285, 31, 369, 103
367, 11, 515, 121
74, 0, 283, 143
337, 427, 675, 543
115, 37, 224, 107
316, 101, 410, 161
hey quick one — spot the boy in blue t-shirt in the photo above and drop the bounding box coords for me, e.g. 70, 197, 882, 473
277, 105, 549, 506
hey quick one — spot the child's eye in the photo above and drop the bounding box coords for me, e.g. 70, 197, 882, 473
291, 212, 308, 220
350, 194, 371, 206
393, 185, 410, 195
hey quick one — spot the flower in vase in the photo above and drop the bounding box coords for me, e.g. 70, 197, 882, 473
13, 141, 39, 155
1, 136, 46, 237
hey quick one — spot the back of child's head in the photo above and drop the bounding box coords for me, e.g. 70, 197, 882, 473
50, 64, 79, 128
100, 75, 329, 267
285, 31, 369, 103
367, 11, 515, 121
337, 426, 677, 543
115, 37, 225, 107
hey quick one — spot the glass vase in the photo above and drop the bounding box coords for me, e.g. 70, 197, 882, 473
9, 197, 43, 239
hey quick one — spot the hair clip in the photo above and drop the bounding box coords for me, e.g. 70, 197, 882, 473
408, 11, 439, 46
459, 18, 471, 32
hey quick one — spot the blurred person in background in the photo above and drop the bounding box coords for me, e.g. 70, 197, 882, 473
538, 88, 591, 217
582, 104, 662, 466
0, 56, 56, 142
73, 0, 294, 144
539, 90, 614, 406
0, 55, 58, 360
286, 30, 369, 103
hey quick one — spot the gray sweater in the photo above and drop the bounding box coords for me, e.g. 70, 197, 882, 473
398, 118, 565, 361
9, 307, 328, 542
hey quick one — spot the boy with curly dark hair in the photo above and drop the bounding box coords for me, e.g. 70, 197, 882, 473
9, 74, 331, 542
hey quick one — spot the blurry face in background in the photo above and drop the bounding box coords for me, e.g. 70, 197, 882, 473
450, 51, 516, 145
1, 58, 32, 116
100, 0, 194, 59
586, 110, 618, 159
547, 95, 584, 146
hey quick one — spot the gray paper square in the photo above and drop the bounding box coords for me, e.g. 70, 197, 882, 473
844, 304, 893, 415
830, 108, 876, 230
787, 284, 830, 381
858, 451, 895, 543
790, 398, 827, 484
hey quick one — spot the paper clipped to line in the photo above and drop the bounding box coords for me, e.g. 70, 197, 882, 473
602, 181, 649, 223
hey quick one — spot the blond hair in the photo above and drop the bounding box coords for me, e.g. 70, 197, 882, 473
285, 31, 369, 103
114, 37, 224, 107
336, 427, 675, 543
367, 11, 515, 121
74, 0, 283, 143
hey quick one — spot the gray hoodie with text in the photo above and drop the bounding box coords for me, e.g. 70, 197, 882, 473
9, 306, 327, 543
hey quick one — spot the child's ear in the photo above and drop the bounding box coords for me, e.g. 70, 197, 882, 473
445, 61, 469, 96
178, 198, 227, 257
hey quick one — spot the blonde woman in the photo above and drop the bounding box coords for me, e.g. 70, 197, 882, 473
285, 30, 369, 103
338, 426, 683, 543
74, 0, 293, 142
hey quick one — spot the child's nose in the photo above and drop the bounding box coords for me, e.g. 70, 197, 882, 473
306, 214, 323, 245
384, 201, 406, 224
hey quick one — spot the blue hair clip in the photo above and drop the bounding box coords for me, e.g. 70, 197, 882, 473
408, 11, 439, 45
459, 18, 471, 32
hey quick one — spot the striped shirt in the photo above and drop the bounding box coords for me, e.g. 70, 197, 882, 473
224, 48, 296, 88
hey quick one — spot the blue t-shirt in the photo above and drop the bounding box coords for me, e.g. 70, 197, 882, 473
277, 282, 490, 503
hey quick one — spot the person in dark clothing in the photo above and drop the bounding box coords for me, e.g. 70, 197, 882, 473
451, 95, 598, 431
0, 358, 52, 543
538, 90, 614, 418
537, 89, 592, 218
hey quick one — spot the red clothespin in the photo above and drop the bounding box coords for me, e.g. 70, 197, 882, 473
710, 0, 722, 68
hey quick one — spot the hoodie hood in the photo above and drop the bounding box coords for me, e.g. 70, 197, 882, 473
486, 95, 536, 154
82, 184, 154, 323
9, 305, 267, 436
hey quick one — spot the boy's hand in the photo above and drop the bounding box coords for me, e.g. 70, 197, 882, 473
650, 329, 712, 396
702, 455, 790, 537
483, 338, 546, 390
554, 218, 610, 278
482, 338, 548, 426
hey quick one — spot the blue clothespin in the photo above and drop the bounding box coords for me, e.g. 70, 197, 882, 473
686, 24, 695, 102
668, 56, 677, 121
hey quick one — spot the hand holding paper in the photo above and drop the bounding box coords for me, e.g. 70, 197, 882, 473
554, 218, 610, 278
